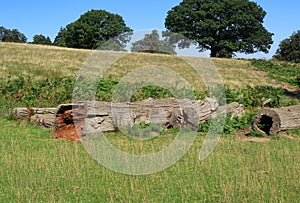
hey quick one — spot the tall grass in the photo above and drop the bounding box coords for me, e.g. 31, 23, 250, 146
0, 119, 299, 202
0, 42, 90, 79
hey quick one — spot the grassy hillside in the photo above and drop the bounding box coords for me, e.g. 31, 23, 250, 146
0, 42, 275, 89
0, 43, 90, 79
0, 43, 299, 202
1, 42, 298, 115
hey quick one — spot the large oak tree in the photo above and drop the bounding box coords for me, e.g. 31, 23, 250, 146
274, 30, 300, 63
58, 10, 132, 49
0, 26, 27, 43
32, 34, 52, 45
165, 0, 273, 58
131, 30, 176, 54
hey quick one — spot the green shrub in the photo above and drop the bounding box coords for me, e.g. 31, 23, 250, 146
198, 112, 256, 135
224, 85, 297, 108
250, 59, 300, 88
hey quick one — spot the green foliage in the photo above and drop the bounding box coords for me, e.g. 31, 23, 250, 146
198, 112, 256, 134
0, 76, 75, 116
131, 30, 176, 54
96, 79, 119, 101
274, 30, 300, 63
0, 76, 190, 116
74, 78, 176, 102
223, 85, 298, 108
31, 34, 52, 45
53, 27, 66, 47
57, 9, 132, 49
224, 112, 256, 134
250, 59, 300, 88
287, 129, 300, 137
0, 26, 6, 41
165, 0, 273, 57
130, 85, 174, 102
0, 26, 27, 43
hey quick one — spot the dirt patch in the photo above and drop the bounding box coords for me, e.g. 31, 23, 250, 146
54, 123, 80, 142
235, 130, 299, 143
53, 107, 85, 142
278, 133, 299, 140
255, 70, 269, 77
237, 136, 271, 143
279, 82, 299, 92
234, 129, 271, 143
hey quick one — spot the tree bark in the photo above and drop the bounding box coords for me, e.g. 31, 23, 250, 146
13, 99, 245, 142
252, 105, 300, 135
13, 107, 57, 127
53, 99, 244, 141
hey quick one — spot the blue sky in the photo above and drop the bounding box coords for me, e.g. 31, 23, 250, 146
1, 0, 300, 58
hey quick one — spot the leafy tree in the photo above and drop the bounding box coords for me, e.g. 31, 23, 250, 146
53, 27, 66, 47
0, 26, 27, 43
0, 26, 6, 41
165, 0, 273, 58
97, 32, 133, 51
32, 34, 52, 45
131, 30, 176, 54
273, 30, 300, 63
58, 9, 132, 49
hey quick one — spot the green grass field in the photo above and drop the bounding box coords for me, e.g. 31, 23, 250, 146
0, 42, 299, 202
0, 119, 299, 202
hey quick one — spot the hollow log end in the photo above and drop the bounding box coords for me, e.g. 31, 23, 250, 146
253, 108, 281, 136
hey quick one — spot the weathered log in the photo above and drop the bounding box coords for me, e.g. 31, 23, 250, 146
53, 98, 244, 141
253, 105, 300, 135
12, 99, 245, 142
83, 98, 218, 134
214, 102, 244, 119
13, 107, 57, 127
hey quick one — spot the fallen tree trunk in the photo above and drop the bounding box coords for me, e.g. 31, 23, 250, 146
252, 105, 300, 135
53, 99, 244, 141
13, 99, 245, 142
13, 107, 57, 127
212, 102, 244, 119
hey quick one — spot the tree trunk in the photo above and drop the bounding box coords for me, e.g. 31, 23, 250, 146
13, 107, 57, 127
252, 105, 300, 135
53, 99, 244, 141
13, 99, 245, 142
210, 49, 217, 58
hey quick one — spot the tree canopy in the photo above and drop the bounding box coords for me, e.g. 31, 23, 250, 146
273, 30, 300, 63
32, 34, 52, 45
165, 0, 273, 58
0, 26, 27, 43
131, 30, 176, 54
56, 9, 132, 49
53, 27, 66, 47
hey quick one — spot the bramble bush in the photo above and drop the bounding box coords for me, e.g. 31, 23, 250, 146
250, 59, 300, 88
0, 74, 298, 134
